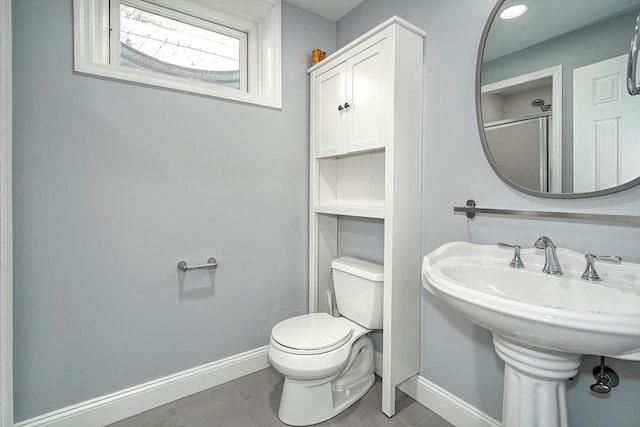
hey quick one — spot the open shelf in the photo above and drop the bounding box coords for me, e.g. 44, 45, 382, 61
315, 149, 385, 212
314, 204, 385, 219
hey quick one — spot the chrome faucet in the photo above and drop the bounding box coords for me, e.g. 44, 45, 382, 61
534, 236, 563, 275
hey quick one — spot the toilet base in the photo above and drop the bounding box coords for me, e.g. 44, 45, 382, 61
277, 336, 375, 426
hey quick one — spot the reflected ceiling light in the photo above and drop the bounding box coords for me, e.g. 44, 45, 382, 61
499, 4, 528, 20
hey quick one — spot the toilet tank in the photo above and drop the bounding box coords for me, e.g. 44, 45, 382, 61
331, 256, 384, 329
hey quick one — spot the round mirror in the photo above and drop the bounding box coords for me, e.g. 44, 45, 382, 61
477, 0, 640, 198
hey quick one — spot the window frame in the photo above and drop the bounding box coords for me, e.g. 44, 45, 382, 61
73, 0, 282, 108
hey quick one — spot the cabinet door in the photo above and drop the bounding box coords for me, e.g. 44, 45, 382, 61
316, 64, 347, 158
346, 41, 387, 153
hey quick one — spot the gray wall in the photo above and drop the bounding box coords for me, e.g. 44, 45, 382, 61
337, 1, 640, 426
482, 11, 638, 192
13, 0, 640, 425
12, 0, 335, 421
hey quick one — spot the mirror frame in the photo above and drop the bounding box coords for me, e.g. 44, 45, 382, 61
476, 0, 640, 199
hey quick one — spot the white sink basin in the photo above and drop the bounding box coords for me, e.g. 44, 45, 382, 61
422, 241, 640, 427
422, 241, 640, 360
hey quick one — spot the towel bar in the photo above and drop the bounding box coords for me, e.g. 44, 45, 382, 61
177, 257, 218, 272
454, 200, 640, 224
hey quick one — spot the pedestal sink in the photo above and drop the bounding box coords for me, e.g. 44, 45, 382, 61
422, 242, 640, 427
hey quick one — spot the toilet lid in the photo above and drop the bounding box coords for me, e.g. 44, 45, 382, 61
271, 313, 354, 354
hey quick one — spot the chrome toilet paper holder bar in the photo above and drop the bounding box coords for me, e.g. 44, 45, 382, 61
177, 257, 218, 272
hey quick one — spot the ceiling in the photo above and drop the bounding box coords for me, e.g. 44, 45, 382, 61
285, 0, 365, 21
484, 0, 640, 62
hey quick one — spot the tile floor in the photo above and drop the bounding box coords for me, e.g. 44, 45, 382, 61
108, 367, 455, 427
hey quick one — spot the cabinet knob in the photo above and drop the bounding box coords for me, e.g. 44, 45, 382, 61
338, 105, 344, 112
344, 102, 350, 109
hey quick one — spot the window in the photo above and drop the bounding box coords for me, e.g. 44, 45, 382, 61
74, 0, 281, 108
117, 2, 247, 90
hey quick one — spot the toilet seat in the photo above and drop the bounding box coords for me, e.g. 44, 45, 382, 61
268, 313, 371, 381
271, 313, 355, 355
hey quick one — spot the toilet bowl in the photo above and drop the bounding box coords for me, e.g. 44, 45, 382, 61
268, 257, 383, 426
269, 312, 375, 425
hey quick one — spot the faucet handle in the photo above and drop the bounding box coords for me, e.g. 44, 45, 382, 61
498, 242, 525, 269
581, 254, 623, 282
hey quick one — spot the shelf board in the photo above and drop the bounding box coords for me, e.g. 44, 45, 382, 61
314, 204, 385, 219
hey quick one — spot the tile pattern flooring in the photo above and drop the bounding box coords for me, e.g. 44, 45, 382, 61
108, 367, 455, 427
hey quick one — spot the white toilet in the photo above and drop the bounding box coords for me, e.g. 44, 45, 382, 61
268, 256, 383, 426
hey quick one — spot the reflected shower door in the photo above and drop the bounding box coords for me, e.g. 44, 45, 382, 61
485, 116, 549, 192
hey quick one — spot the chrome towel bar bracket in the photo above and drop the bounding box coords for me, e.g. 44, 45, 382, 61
177, 257, 218, 272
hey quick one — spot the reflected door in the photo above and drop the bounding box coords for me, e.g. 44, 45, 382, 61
573, 54, 640, 192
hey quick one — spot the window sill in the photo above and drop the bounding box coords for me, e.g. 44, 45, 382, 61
75, 61, 282, 109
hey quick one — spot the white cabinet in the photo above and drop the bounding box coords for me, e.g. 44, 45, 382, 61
315, 40, 387, 157
308, 17, 425, 417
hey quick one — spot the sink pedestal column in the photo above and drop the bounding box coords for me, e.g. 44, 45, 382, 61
493, 335, 581, 427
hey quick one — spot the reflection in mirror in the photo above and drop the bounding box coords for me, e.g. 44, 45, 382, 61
478, 0, 640, 198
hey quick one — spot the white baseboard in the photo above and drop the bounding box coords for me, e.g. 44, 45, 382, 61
17, 346, 270, 427
398, 375, 501, 427
374, 350, 499, 426
18, 347, 499, 427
